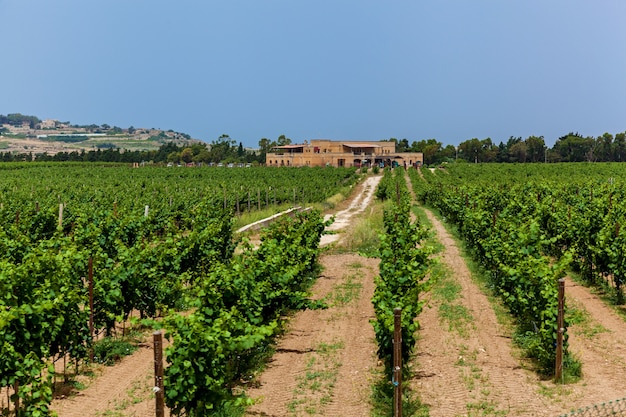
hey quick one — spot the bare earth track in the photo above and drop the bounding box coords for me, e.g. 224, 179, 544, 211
50, 171, 626, 417
414, 190, 626, 416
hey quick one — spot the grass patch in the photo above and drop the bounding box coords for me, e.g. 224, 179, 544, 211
325, 273, 363, 307
233, 203, 294, 229
319, 173, 368, 211
337, 200, 385, 256
566, 300, 608, 339
324, 191, 348, 209
432, 271, 462, 303
429, 260, 474, 338
412, 205, 445, 255
370, 372, 429, 417
438, 303, 474, 338
286, 340, 344, 416
93, 336, 139, 365
453, 345, 508, 416
465, 400, 507, 417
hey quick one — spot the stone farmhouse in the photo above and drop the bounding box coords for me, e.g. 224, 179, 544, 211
265, 139, 423, 168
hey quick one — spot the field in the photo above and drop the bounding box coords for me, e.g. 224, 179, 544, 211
4, 162, 626, 416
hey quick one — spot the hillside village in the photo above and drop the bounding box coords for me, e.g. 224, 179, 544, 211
0, 114, 200, 157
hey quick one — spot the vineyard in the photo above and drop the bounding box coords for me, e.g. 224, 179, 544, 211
5, 162, 626, 416
407, 163, 626, 415
0, 163, 359, 416
410, 163, 626, 373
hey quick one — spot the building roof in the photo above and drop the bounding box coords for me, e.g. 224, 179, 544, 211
272, 144, 305, 149
342, 143, 382, 148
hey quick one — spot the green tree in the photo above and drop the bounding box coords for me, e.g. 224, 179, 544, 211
496, 141, 508, 162
258, 138, 273, 154
396, 138, 410, 152
440, 144, 456, 162
277, 134, 291, 146
509, 141, 528, 163
167, 152, 181, 163
237, 142, 245, 159
459, 138, 482, 163
553, 133, 595, 162
525, 136, 546, 163
209, 134, 236, 162
411, 139, 442, 165
614, 132, 626, 162
597, 132, 614, 162
181, 148, 194, 163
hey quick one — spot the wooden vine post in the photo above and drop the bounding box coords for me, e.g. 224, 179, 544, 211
153, 331, 165, 417
555, 278, 565, 382
393, 307, 402, 417
88, 257, 95, 362
58, 203, 64, 228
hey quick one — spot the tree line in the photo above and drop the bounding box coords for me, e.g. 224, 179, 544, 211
392, 131, 626, 165
0, 113, 41, 128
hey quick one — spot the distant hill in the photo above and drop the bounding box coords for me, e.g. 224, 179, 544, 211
0, 113, 203, 155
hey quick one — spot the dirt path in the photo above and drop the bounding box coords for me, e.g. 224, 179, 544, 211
244, 253, 379, 417
414, 208, 559, 416
559, 278, 626, 406
245, 175, 382, 416
51, 343, 166, 417
413, 187, 626, 415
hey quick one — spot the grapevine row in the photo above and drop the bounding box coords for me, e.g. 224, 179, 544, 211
164, 209, 328, 415
371, 168, 432, 369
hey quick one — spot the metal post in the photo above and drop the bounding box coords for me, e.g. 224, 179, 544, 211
393, 308, 402, 417
555, 279, 565, 382
153, 331, 165, 417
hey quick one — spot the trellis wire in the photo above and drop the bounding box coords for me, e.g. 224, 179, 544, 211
558, 397, 626, 417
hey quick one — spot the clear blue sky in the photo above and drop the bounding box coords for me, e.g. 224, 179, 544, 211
2, 1, 625, 148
